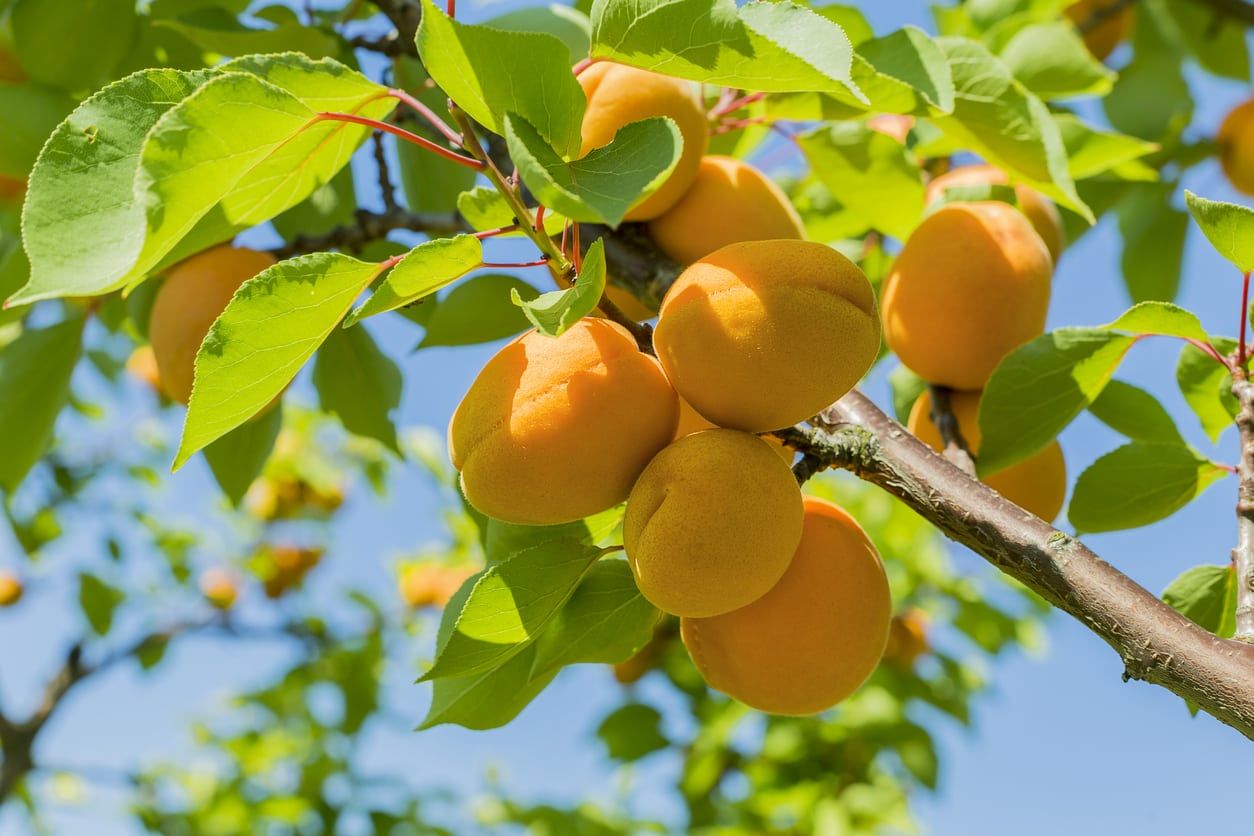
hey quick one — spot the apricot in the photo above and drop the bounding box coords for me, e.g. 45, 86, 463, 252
883, 609, 930, 669
400, 562, 476, 609
907, 390, 1066, 521
673, 396, 794, 463
654, 240, 879, 432
925, 164, 1065, 263
625, 429, 803, 617
881, 202, 1052, 391
149, 245, 277, 406
646, 156, 805, 264
1219, 98, 1254, 196
0, 175, 24, 205
1065, 0, 1134, 61
578, 62, 709, 220
126, 345, 163, 395
0, 571, 23, 607
450, 318, 679, 525
681, 496, 891, 715
867, 114, 914, 144
262, 545, 323, 599
199, 568, 238, 611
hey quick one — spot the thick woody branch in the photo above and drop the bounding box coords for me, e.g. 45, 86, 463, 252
1232, 374, 1254, 642
780, 391, 1254, 739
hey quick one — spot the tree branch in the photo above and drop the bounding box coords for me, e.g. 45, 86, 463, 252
927, 385, 976, 475
1232, 374, 1254, 642
778, 391, 1254, 739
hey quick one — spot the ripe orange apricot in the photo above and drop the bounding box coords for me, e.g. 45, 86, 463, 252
883, 609, 930, 669
681, 496, 891, 715
1219, 98, 1254, 196
867, 114, 915, 144
646, 155, 805, 264
625, 429, 803, 618
0, 571, 23, 607
672, 396, 794, 463
578, 62, 710, 220
925, 164, 1065, 263
199, 568, 238, 611
450, 318, 679, 525
1065, 0, 1134, 60
882, 202, 1051, 391
654, 240, 879, 432
907, 390, 1066, 522
400, 562, 476, 609
149, 245, 277, 406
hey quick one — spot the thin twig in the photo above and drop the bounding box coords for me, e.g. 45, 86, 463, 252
928, 385, 976, 476
371, 132, 399, 213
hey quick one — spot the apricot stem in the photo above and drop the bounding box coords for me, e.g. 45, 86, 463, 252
473, 225, 519, 240
481, 258, 549, 269
313, 112, 484, 170
926, 385, 976, 476
709, 91, 765, 119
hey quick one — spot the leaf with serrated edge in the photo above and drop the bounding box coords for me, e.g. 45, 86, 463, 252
417, 0, 585, 157
1103, 301, 1209, 342
344, 235, 482, 327
1185, 191, 1254, 274
1068, 442, 1226, 534
506, 114, 681, 228
313, 325, 402, 453
1163, 564, 1237, 638
203, 403, 283, 505
1177, 337, 1238, 442
1087, 380, 1184, 445
590, 0, 864, 101
420, 538, 605, 682
175, 253, 386, 469
978, 328, 1135, 475
531, 560, 660, 676
512, 239, 606, 337
420, 645, 557, 731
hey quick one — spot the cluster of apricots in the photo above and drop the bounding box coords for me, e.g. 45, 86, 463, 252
259, 545, 323, 599
398, 561, 478, 610
450, 63, 896, 716
882, 163, 1068, 523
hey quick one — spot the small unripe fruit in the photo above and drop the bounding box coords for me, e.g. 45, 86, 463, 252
883, 609, 930, 669
682, 497, 891, 715
1219, 98, 1254, 197
1065, 0, 1134, 61
578, 62, 710, 220
149, 246, 277, 406
882, 202, 1052, 391
199, 568, 238, 611
0, 571, 24, 607
925, 164, 1065, 263
655, 241, 879, 432
907, 390, 1067, 522
625, 429, 803, 618
451, 318, 679, 525
646, 156, 805, 264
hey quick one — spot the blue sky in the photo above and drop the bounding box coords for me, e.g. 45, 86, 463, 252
1, 1, 1252, 833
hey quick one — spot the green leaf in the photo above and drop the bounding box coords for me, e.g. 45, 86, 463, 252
202, 403, 283, 506
589, 0, 864, 102
0, 315, 84, 493
416, 0, 586, 157
10, 0, 136, 92
1103, 301, 1209, 343
1087, 380, 1184, 444
0, 83, 75, 179
930, 37, 1089, 220
483, 506, 624, 565
597, 703, 668, 762
344, 235, 482, 327
1176, 337, 1238, 443
978, 329, 1135, 474
78, 572, 124, 636
418, 274, 538, 348
1184, 191, 1254, 274
1103, 9, 1191, 141
997, 22, 1114, 100
797, 123, 925, 240
153, 10, 341, 59
1054, 114, 1158, 181
174, 253, 385, 469
455, 185, 566, 238
420, 645, 557, 731
313, 324, 402, 453
420, 539, 606, 682
530, 560, 660, 676
393, 56, 482, 216
506, 114, 681, 228
1068, 442, 1227, 533
271, 166, 357, 240
1117, 186, 1187, 303
487, 4, 592, 63
889, 364, 927, 424
1162, 564, 1238, 638
11, 69, 215, 305
1157, 0, 1249, 81
512, 239, 606, 337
